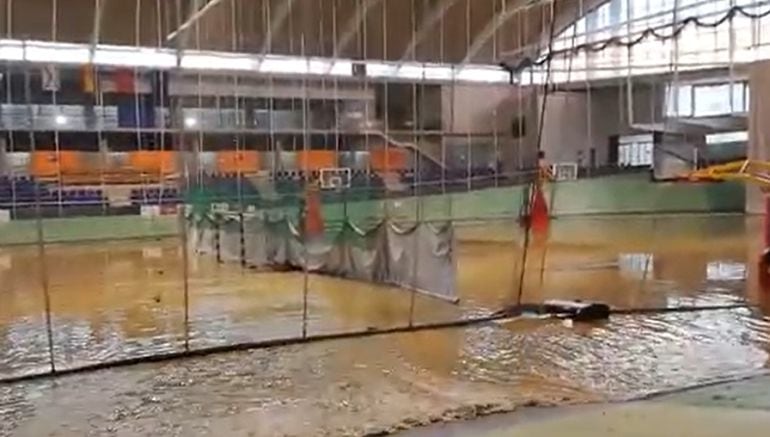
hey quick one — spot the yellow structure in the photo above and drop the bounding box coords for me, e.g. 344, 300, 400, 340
681, 160, 770, 190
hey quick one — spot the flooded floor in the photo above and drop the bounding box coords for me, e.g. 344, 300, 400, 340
2, 214, 770, 436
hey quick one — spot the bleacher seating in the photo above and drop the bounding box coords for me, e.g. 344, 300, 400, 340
0, 176, 108, 215
130, 187, 181, 206
0, 176, 50, 207
46, 189, 106, 207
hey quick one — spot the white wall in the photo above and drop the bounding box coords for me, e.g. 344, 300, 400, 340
538, 91, 589, 165
439, 82, 664, 172
533, 83, 663, 167
441, 84, 537, 172
442, 84, 517, 134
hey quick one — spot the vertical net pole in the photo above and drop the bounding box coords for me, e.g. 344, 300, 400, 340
172, 0, 191, 352
671, 0, 681, 131
465, 0, 472, 193
358, 0, 373, 211
728, 0, 736, 114
382, 2, 390, 219
536, 0, 558, 293
516, 0, 557, 306
331, 0, 341, 215
583, 0, 593, 176
51, 0, 64, 218
516, 7, 523, 175
439, 0, 447, 202
407, 0, 418, 327
94, 0, 107, 217
230, 0, 246, 268
509, 6, 524, 305
264, 1, 278, 181
134, 1, 147, 215
301, 33, 310, 339
4, 2, 14, 217
624, 0, 634, 132
24, 65, 56, 374
492, 0, 499, 189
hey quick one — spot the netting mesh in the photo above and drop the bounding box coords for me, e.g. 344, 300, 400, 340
0, 0, 761, 380
189, 210, 458, 302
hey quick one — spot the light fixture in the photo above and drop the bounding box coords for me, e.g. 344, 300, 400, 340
184, 117, 198, 128
55, 115, 67, 126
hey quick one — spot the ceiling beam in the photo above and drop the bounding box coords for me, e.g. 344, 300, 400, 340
166, 0, 225, 42
398, 0, 461, 62
334, 0, 384, 58
91, 0, 105, 48
461, 0, 532, 65
260, 0, 297, 55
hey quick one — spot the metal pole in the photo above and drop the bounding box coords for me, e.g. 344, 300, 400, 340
301, 35, 310, 339
180, 207, 191, 351
25, 67, 56, 374
407, 0, 418, 327
173, 0, 191, 352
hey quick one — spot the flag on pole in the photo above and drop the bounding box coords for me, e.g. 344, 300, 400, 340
529, 183, 549, 236
41, 64, 60, 92
113, 68, 136, 94
80, 65, 96, 94
303, 183, 325, 240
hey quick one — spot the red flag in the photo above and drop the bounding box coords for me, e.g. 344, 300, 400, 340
81, 65, 96, 94
113, 68, 135, 94
529, 183, 549, 236
304, 185, 325, 239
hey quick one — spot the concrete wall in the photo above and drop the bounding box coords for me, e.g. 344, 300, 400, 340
441, 84, 517, 134
548, 173, 744, 216
539, 91, 589, 164
441, 83, 537, 172
532, 83, 664, 167
0, 174, 744, 246
438, 82, 667, 172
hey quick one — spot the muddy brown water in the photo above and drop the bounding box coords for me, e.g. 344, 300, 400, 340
1, 214, 770, 436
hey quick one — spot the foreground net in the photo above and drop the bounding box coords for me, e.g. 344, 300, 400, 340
188, 211, 458, 303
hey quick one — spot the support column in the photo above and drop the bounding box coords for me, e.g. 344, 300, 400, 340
747, 60, 770, 214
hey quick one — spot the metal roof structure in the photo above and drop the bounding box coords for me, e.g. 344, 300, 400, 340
0, 0, 598, 64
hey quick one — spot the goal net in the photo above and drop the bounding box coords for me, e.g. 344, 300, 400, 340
319, 167, 351, 190
550, 163, 579, 181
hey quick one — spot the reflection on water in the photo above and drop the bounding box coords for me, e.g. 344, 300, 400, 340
1, 214, 770, 433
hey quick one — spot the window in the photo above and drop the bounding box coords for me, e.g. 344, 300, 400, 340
705, 131, 748, 145
618, 134, 653, 167
731, 82, 748, 113
693, 82, 748, 117
668, 81, 748, 117
693, 84, 731, 117
536, 0, 757, 84
666, 84, 693, 117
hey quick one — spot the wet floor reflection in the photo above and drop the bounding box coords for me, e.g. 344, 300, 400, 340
1, 214, 769, 403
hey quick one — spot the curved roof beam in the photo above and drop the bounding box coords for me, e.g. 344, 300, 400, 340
260, 0, 297, 55
166, 0, 225, 42
91, 0, 105, 47
461, 0, 534, 65
398, 0, 461, 62
465, 0, 606, 65
334, 0, 384, 58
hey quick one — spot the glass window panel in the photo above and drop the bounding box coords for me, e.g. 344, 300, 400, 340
678, 85, 693, 117
731, 82, 746, 113
705, 131, 748, 144
694, 84, 731, 116
745, 83, 751, 110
